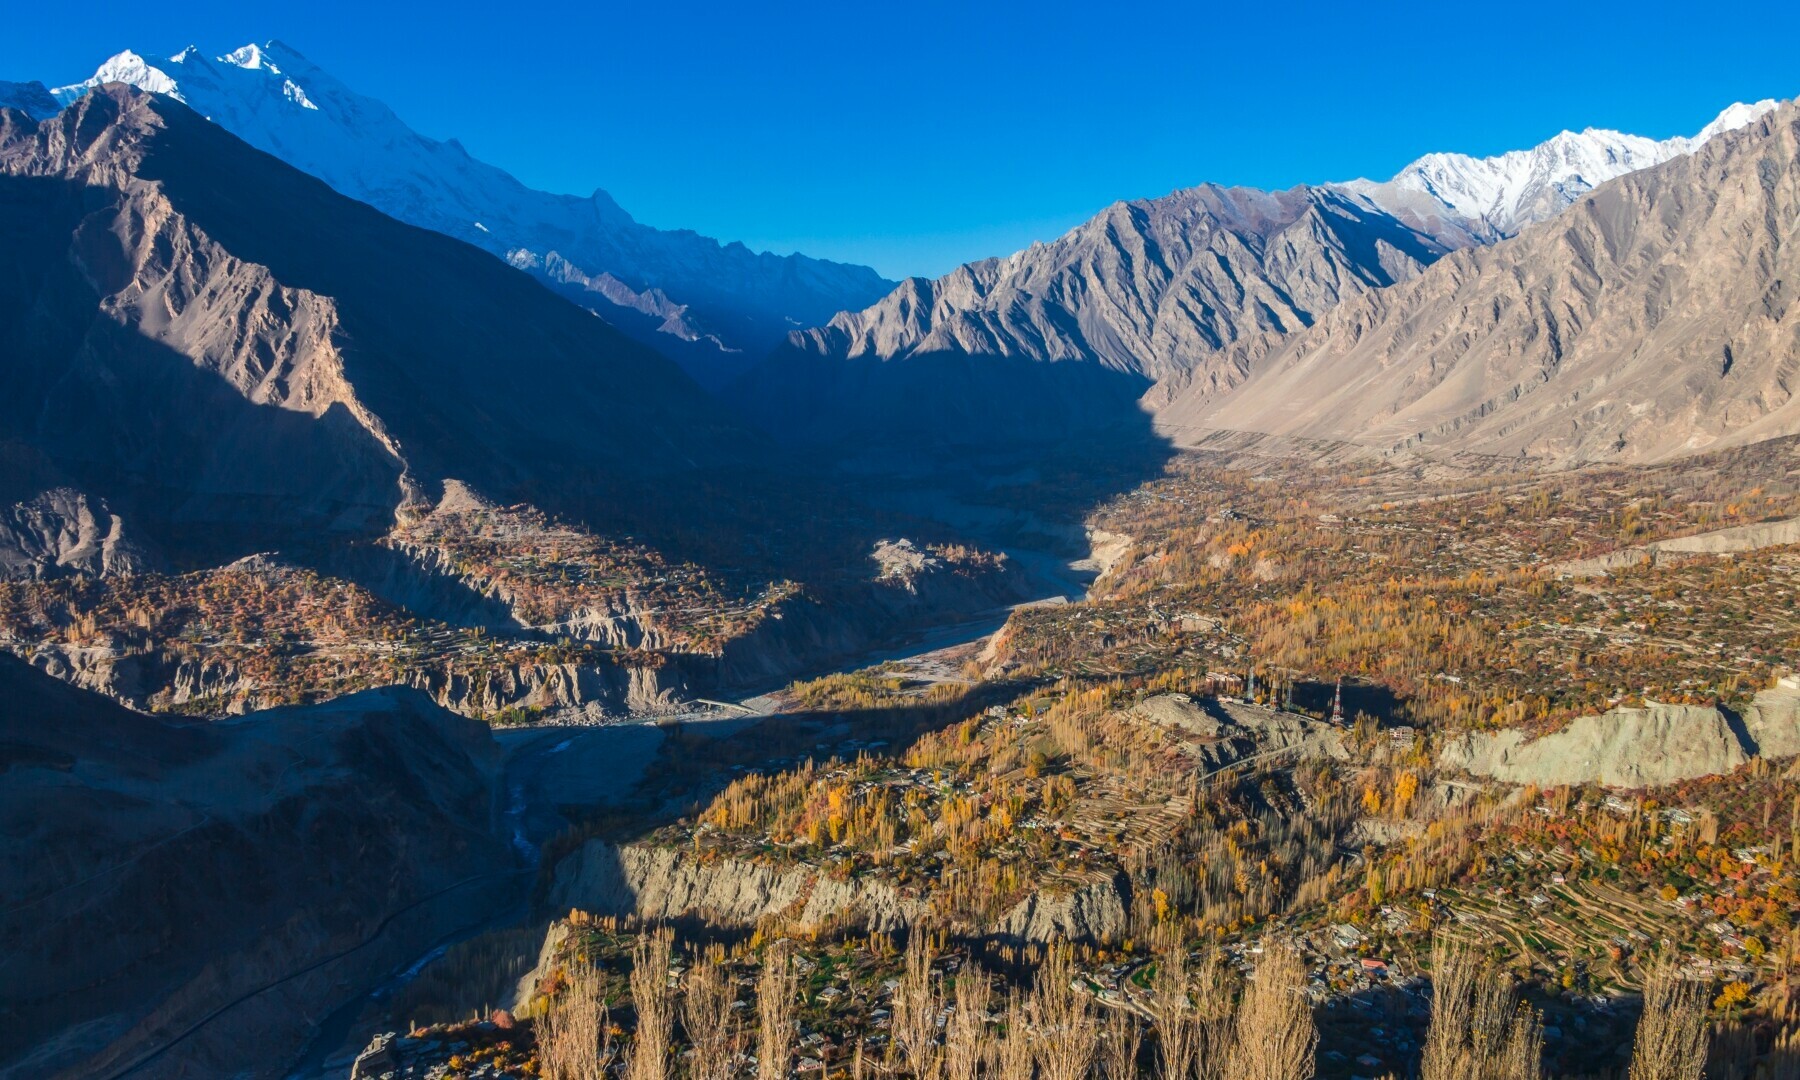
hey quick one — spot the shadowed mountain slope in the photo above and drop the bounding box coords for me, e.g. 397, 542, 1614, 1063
0, 85, 754, 562
0, 653, 511, 1080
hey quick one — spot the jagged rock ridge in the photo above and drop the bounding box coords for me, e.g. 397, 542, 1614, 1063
738, 184, 1449, 445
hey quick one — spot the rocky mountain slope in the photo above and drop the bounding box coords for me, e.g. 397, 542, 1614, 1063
44, 45, 893, 385
740, 101, 1776, 451
0, 84, 749, 561
737, 184, 1449, 445
1155, 100, 1800, 466
0, 654, 513, 1079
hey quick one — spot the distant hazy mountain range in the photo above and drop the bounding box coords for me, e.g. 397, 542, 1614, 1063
6, 43, 894, 387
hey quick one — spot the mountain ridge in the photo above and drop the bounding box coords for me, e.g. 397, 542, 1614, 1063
736, 95, 1782, 453
1339, 99, 1779, 244
42, 44, 894, 385
734, 182, 1452, 445
1154, 100, 1800, 465
0, 84, 754, 561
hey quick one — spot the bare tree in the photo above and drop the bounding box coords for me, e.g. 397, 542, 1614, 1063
685, 944, 741, 1080
1102, 998, 1144, 1080
1423, 935, 1543, 1080
1499, 1008, 1545, 1080
996, 990, 1036, 1080
1468, 963, 1517, 1074
1193, 953, 1235, 1080
627, 929, 676, 1080
893, 933, 944, 1079
1151, 938, 1198, 1080
1422, 936, 1481, 1080
540, 962, 615, 1080
1221, 943, 1316, 1080
758, 941, 800, 1080
1032, 945, 1099, 1080
1630, 957, 1709, 1080
1150, 934, 1231, 1080
945, 962, 994, 1080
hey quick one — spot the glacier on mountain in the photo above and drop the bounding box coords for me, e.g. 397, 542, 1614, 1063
39, 43, 891, 383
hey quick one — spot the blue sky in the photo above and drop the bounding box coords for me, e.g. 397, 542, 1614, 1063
5, 0, 1797, 279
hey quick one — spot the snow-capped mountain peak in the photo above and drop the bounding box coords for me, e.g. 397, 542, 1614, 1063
1694, 99, 1778, 141
56, 49, 185, 104
30, 42, 893, 384
219, 43, 276, 71
1340, 99, 1781, 243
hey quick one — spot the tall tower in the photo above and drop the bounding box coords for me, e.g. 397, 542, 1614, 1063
1330, 678, 1345, 724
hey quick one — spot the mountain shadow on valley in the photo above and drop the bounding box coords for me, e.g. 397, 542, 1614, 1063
729, 344, 1178, 551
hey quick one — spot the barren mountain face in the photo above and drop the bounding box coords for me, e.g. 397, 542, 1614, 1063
736, 184, 1449, 445
0, 86, 751, 561
1157, 102, 1800, 466
789, 185, 1448, 381
743, 101, 1782, 457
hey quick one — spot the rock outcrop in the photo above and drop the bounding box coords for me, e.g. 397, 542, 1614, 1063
1438, 679, 1800, 791
12, 640, 691, 720
547, 841, 1129, 944
548, 842, 924, 935
1745, 677, 1800, 759
1546, 516, 1800, 578
0, 488, 152, 579
994, 875, 1129, 944
1132, 693, 1348, 771
1439, 702, 1757, 789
